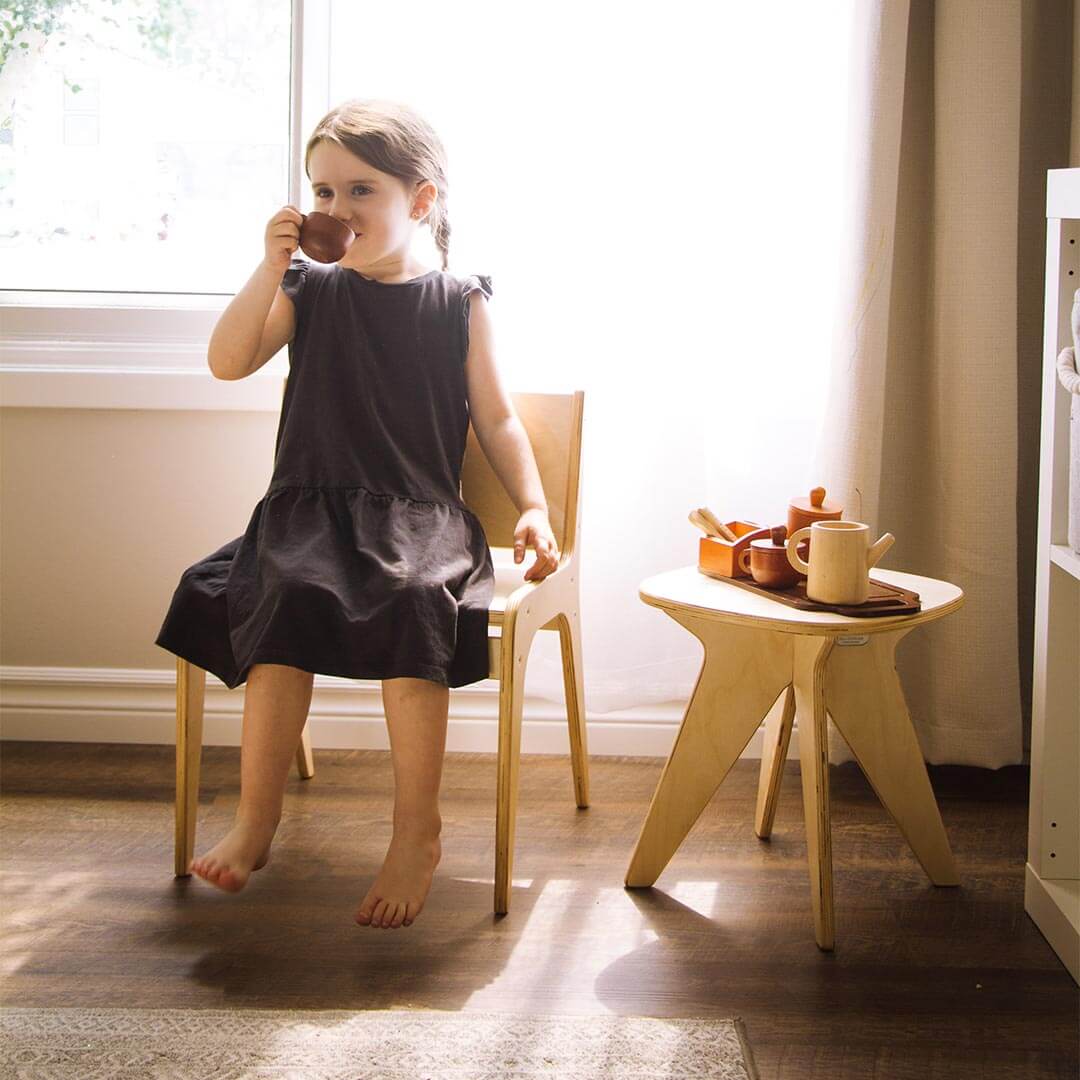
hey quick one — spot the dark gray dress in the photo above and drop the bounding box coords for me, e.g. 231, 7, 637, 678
154, 256, 496, 688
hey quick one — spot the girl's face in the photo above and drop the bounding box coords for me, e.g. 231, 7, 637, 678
307, 141, 434, 274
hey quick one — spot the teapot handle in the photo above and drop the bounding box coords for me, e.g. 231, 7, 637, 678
786, 527, 812, 574
867, 532, 895, 569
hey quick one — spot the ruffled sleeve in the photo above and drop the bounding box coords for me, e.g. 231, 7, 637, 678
280, 255, 310, 311
461, 274, 493, 364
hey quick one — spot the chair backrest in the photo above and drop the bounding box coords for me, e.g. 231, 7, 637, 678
281, 378, 585, 557
461, 391, 584, 557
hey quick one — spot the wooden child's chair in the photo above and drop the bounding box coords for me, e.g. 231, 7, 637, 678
174, 383, 588, 916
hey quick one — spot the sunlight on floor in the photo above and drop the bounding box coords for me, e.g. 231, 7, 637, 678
451, 877, 533, 888
0, 870, 98, 976
465, 878, 663, 1005
666, 881, 725, 919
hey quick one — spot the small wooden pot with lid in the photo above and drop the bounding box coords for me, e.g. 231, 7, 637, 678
787, 486, 843, 556
738, 526, 804, 588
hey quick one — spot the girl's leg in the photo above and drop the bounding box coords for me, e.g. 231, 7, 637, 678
190, 662, 314, 893
355, 677, 449, 929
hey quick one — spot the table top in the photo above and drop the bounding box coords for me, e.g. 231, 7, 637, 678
639, 565, 964, 634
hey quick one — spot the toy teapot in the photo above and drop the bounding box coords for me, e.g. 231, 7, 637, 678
786, 520, 895, 605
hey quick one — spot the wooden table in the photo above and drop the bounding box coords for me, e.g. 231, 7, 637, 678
625, 564, 965, 950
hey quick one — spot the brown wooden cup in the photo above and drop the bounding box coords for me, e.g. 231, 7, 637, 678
737, 526, 804, 588
298, 211, 356, 263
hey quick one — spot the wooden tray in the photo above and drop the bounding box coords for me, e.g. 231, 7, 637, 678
699, 568, 922, 616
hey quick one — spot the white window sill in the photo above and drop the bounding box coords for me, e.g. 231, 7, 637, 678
0, 290, 287, 411
0, 363, 289, 411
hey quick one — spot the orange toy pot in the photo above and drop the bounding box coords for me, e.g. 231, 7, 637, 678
787, 485, 843, 561
738, 526, 804, 588
787, 485, 843, 535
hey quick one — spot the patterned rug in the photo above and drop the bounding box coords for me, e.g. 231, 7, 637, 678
0, 1006, 758, 1079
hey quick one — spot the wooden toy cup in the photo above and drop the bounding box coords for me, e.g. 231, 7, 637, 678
299, 211, 356, 263
737, 526, 803, 588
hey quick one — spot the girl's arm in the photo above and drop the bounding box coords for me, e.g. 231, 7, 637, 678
209, 207, 303, 380
464, 294, 560, 582
208, 261, 290, 380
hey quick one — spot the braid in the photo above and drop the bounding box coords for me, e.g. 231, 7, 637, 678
434, 210, 451, 272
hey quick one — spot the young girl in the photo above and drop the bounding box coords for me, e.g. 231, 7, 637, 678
154, 98, 560, 930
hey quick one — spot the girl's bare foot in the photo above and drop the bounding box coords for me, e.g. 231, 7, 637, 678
188, 817, 279, 893
355, 818, 442, 928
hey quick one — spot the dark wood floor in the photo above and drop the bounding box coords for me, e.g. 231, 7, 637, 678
1, 741, 1076, 1078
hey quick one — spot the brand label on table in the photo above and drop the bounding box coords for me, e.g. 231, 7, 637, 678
835, 634, 870, 647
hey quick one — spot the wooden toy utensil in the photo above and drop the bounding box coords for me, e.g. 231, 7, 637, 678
688, 509, 717, 536
699, 507, 737, 541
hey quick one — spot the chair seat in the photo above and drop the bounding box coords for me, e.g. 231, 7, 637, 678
490, 546, 521, 593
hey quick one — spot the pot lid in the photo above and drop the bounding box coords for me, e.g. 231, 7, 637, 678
751, 526, 790, 550
789, 485, 842, 516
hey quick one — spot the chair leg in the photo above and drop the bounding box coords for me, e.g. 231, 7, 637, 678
555, 610, 589, 808
494, 617, 535, 915
793, 635, 835, 951
754, 684, 795, 839
824, 628, 959, 886
174, 658, 206, 877
295, 722, 315, 779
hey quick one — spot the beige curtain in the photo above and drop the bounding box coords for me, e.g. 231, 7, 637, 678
813, 0, 1074, 767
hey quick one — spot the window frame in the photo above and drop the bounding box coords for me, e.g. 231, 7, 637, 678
0, 0, 329, 413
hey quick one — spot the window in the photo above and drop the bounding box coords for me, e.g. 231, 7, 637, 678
0, 0, 855, 428
0, 0, 291, 294
323, 0, 855, 465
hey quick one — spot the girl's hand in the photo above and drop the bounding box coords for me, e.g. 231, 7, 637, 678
263, 205, 304, 275
514, 508, 560, 582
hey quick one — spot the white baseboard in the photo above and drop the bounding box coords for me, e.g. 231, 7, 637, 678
0, 666, 799, 760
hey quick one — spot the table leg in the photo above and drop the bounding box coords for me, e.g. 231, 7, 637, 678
793, 635, 836, 950
625, 616, 792, 888
824, 627, 959, 886
754, 684, 796, 839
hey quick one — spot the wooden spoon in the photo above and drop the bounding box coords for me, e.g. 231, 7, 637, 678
699, 507, 737, 542
688, 509, 719, 536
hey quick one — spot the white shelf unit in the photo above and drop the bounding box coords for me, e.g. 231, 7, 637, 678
1026, 167, 1080, 985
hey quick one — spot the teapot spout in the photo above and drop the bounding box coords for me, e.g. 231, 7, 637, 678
867, 532, 895, 569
